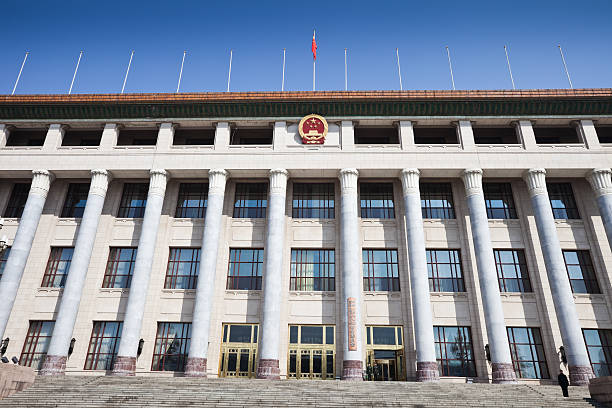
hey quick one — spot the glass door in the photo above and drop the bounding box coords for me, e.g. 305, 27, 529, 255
219, 324, 258, 378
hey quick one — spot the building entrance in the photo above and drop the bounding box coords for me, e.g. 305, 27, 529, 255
365, 326, 405, 381
288, 325, 335, 379
219, 324, 258, 378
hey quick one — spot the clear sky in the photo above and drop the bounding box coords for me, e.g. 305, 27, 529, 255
1, 0, 611, 94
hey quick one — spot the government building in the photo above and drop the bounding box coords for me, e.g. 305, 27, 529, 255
0, 89, 611, 386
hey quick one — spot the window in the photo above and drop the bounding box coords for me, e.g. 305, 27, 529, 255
230, 127, 273, 145
472, 127, 519, 145
233, 183, 267, 218
362, 249, 400, 292
6, 129, 46, 146
354, 127, 399, 144
434, 326, 476, 377
173, 128, 215, 145
61, 183, 90, 218
165, 248, 200, 289
19, 321, 54, 370
0, 247, 10, 280
414, 127, 458, 144
596, 126, 612, 144
292, 183, 334, 219
507, 327, 549, 379
494, 249, 532, 293
84, 321, 123, 370
175, 183, 208, 218
61, 130, 102, 146
288, 325, 335, 379
366, 326, 403, 346
483, 183, 517, 219
117, 183, 148, 218
41, 247, 74, 288
547, 183, 579, 219
290, 249, 335, 291
151, 322, 191, 372
533, 126, 580, 144
420, 183, 455, 219
427, 249, 464, 292
103, 247, 137, 288
3, 183, 29, 218
583, 329, 612, 377
227, 249, 264, 290
116, 129, 157, 146
563, 250, 601, 294
360, 183, 395, 219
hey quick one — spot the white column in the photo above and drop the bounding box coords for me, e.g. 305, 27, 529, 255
400, 169, 439, 382
579, 120, 601, 150
458, 120, 476, 151
112, 169, 168, 376
0, 170, 53, 338
42, 124, 64, 152
273, 122, 287, 151
398, 121, 414, 151
588, 168, 612, 251
256, 168, 288, 379
339, 168, 363, 380
462, 169, 516, 384
0, 124, 8, 148
516, 120, 537, 150
524, 169, 594, 385
99, 123, 118, 151
156, 123, 175, 152
185, 169, 228, 377
341, 121, 355, 151
214, 122, 230, 151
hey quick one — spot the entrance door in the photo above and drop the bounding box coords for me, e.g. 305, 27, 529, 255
219, 324, 258, 378
366, 349, 405, 381
374, 359, 396, 381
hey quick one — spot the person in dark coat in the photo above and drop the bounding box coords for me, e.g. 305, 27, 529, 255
558, 369, 569, 397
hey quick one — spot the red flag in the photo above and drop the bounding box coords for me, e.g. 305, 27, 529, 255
312, 30, 317, 60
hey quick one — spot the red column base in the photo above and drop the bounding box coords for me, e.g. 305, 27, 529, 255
256, 359, 280, 379
342, 360, 363, 381
111, 356, 136, 376
416, 361, 439, 382
491, 362, 517, 384
184, 357, 207, 377
569, 365, 595, 386
39, 355, 67, 376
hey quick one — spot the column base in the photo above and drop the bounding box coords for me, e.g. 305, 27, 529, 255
39, 355, 67, 376
111, 356, 136, 376
256, 359, 280, 379
342, 360, 363, 381
569, 365, 594, 386
416, 361, 439, 382
184, 357, 207, 377
491, 362, 517, 384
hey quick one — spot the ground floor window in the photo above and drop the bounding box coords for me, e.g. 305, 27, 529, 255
365, 325, 405, 381
219, 324, 259, 378
288, 325, 335, 379
507, 327, 549, 379
434, 326, 476, 377
84, 321, 123, 370
583, 328, 612, 377
19, 321, 54, 370
151, 322, 191, 372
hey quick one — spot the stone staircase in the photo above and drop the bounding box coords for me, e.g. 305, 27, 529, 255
0, 376, 606, 407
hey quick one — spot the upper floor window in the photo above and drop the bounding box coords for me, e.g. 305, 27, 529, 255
595, 126, 612, 144
165, 248, 200, 290
483, 183, 517, 219
362, 249, 400, 292
290, 249, 335, 291
175, 183, 208, 218
151, 322, 191, 372
61, 183, 90, 218
227, 248, 263, 290
173, 128, 215, 145
116, 129, 157, 146
233, 183, 267, 218
547, 183, 579, 219
230, 127, 273, 145
6, 128, 46, 147
563, 250, 601, 294
3, 183, 29, 218
360, 183, 395, 219
583, 328, 612, 377
84, 321, 123, 370
427, 249, 465, 292
434, 326, 476, 377
61, 129, 102, 147
494, 249, 532, 293
292, 183, 335, 219
472, 127, 519, 145
103, 247, 137, 289
118, 183, 148, 218
41, 247, 74, 288
0, 247, 10, 280
533, 126, 580, 144
420, 183, 455, 219
354, 127, 399, 144
19, 321, 55, 370
507, 327, 549, 379
414, 127, 458, 144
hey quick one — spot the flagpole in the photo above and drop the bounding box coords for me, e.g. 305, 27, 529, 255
176, 50, 187, 93
344, 48, 348, 91
445, 46, 456, 90
558, 44, 573, 89
504, 45, 516, 90
396, 48, 403, 91
227, 49, 233, 92
68, 51, 83, 95
312, 59, 315, 91
12, 51, 29, 95
121, 50, 134, 94
281, 48, 286, 91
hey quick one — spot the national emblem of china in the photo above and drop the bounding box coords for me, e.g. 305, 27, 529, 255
298, 114, 328, 144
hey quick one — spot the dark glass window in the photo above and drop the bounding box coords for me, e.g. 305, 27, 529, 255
563, 250, 601, 294
84, 321, 123, 370
233, 183, 267, 218
6, 129, 46, 146
230, 128, 273, 145
151, 322, 191, 372
427, 249, 464, 292
227, 249, 264, 290
165, 248, 200, 289
472, 127, 519, 144
494, 249, 532, 293
483, 183, 517, 219
289, 325, 334, 345
354, 127, 399, 144
227, 324, 257, 343
507, 327, 549, 379
290, 249, 335, 291
583, 329, 612, 377
61, 130, 102, 146
360, 183, 395, 219
3, 183, 30, 218
533, 126, 580, 144
420, 183, 455, 219
596, 126, 612, 144
371, 327, 397, 345
292, 183, 335, 219
434, 326, 476, 377
362, 249, 400, 292
19, 321, 54, 370
175, 183, 208, 218
61, 183, 90, 218
116, 129, 157, 146
41, 247, 74, 288
547, 183, 579, 219
103, 247, 137, 288
0, 247, 10, 280
173, 128, 215, 145
118, 183, 148, 218
414, 127, 458, 144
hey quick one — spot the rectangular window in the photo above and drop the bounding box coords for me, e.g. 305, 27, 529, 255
494, 249, 532, 293
233, 183, 267, 218
292, 183, 335, 219
230, 128, 273, 145
175, 183, 208, 218
41, 247, 74, 288
6, 129, 46, 146
165, 248, 200, 290
583, 329, 612, 377
533, 126, 580, 144
360, 183, 395, 219
84, 321, 123, 370
0, 247, 10, 280
427, 249, 465, 292
366, 326, 403, 346
354, 127, 399, 144
472, 127, 519, 145
362, 249, 400, 292
483, 183, 517, 219
103, 247, 137, 288
420, 183, 455, 219
547, 183, 579, 219
507, 327, 549, 379
61, 130, 102, 147
3, 183, 30, 218
173, 128, 215, 145
227, 248, 264, 290
116, 129, 157, 146
61, 183, 90, 218
563, 250, 601, 294
117, 183, 148, 218
434, 326, 476, 377
414, 127, 459, 144
19, 321, 54, 370
290, 249, 335, 291
151, 322, 191, 372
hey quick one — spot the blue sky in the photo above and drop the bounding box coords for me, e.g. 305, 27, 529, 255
1, 0, 611, 94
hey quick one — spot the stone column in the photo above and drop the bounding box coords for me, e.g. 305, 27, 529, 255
40, 170, 111, 375
256, 169, 289, 379
0, 170, 53, 339
400, 169, 439, 382
339, 168, 363, 380
587, 168, 612, 252
524, 169, 594, 386
112, 169, 168, 376
462, 169, 517, 384
185, 169, 228, 377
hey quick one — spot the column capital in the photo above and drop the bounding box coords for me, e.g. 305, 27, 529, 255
588, 168, 612, 197
400, 168, 420, 195
462, 168, 483, 196
339, 168, 359, 193
208, 169, 228, 195
30, 170, 54, 198
269, 169, 289, 195
89, 169, 111, 197
148, 169, 168, 197
523, 168, 547, 197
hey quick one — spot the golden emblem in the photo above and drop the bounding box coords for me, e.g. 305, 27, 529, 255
298, 114, 328, 144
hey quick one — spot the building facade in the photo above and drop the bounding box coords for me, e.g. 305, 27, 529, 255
0, 90, 611, 385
